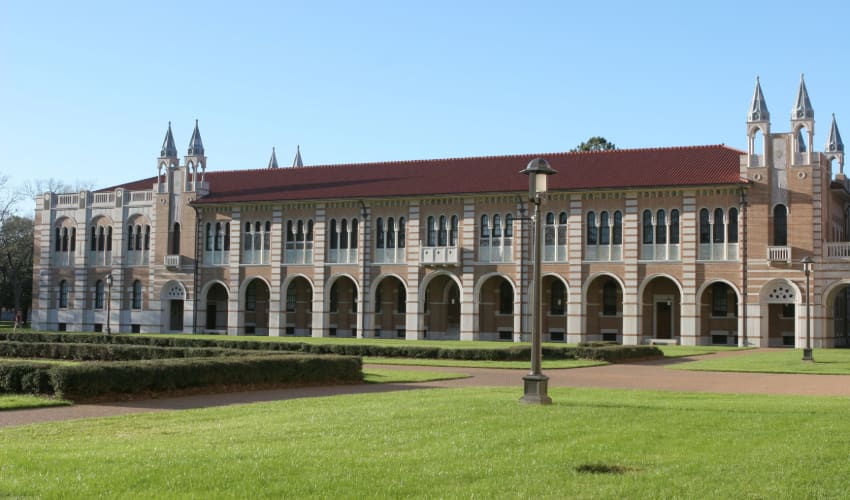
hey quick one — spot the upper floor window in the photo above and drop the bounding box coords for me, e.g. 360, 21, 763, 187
699, 207, 739, 261
426, 215, 458, 247
641, 209, 680, 261
243, 220, 271, 265
204, 221, 231, 265
773, 204, 788, 246
59, 280, 69, 308
171, 222, 181, 255
375, 216, 406, 263
132, 280, 143, 310
585, 210, 622, 261
285, 219, 313, 265
544, 211, 568, 262
126, 223, 151, 266
479, 213, 514, 262
328, 217, 358, 264
53, 223, 76, 267
89, 222, 113, 266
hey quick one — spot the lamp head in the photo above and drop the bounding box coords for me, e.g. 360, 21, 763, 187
801, 255, 813, 274
106, 274, 113, 287
520, 158, 557, 201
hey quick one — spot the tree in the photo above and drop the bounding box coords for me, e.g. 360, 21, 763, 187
571, 137, 617, 152
0, 215, 34, 319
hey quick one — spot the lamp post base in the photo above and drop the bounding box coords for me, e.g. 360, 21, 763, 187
802, 348, 814, 362
520, 374, 552, 405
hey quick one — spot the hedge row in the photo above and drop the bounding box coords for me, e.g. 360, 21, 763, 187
0, 341, 271, 362
575, 342, 664, 362
0, 355, 362, 400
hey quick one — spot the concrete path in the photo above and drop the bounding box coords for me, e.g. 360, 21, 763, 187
3, 349, 849, 429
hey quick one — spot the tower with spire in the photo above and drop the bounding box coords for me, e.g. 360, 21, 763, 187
268, 147, 279, 169
185, 120, 207, 191
791, 74, 814, 162
158, 122, 180, 192
826, 113, 845, 176
746, 77, 771, 167
292, 145, 303, 168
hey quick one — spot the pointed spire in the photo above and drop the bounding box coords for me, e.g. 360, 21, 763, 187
268, 147, 279, 169
187, 119, 205, 156
826, 114, 844, 153
292, 145, 303, 168
748, 77, 770, 122
160, 122, 178, 158
792, 73, 814, 120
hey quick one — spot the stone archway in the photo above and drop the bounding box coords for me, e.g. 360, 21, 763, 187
696, 281, 740, 346
639, 275, 682, 342
202, 281, 229, 332
420, 272, 461, 340
371, 275, 407, 338
584, 274, 624, 343
326, 275, 358, 337
242, 278, 270, 335
761, 280, 799, 347
282, 275, 314, 337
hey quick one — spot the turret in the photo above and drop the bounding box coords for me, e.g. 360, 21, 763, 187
746, 77, 770, 166
268, 147, 279, 169
825, 113, 845, 176
184, 120, 207, 191
158, 122, 179, 191
292, 145, 303, 168
791, 74, 814, 161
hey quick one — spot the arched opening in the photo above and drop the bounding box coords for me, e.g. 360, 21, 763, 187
542, 275, 568, 342
327, 276, 357, 337
585, 275, 623, 343
422, 274, 461, 340
640, 276, 681, 342
475, 275, 515, 341
372, 276, 406, 338
763, 281, 798, 347
243, 278, 270, 335
773, 205, 788, 246
162, 281, 186, 332
204, 282, 229, 332
824, 282, 850, 348
698, 282, 739, 345
284, 276, 313, 336
752, 128, 765, 157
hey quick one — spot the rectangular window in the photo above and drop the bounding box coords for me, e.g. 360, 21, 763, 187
712, 284, 728, 317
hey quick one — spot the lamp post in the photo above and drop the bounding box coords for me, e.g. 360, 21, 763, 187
801, 256, 813, 361
519, 158, 557, 405
105, 273, 113, 334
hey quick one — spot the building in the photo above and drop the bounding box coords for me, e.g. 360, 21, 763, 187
31, 78, 850, 347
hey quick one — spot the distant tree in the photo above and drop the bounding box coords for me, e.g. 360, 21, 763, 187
0, 215, 34, 319
0, 175, 19, 227
571, 137, 617, 152
20, 178, 95, 200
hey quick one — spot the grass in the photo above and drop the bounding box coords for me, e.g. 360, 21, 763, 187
671, 348, 850, 374
364, 356, 606, 369
362, 367, 469, 383
1, 387, 848, 498
0, 395, 70, 411
654, 345, 744, 358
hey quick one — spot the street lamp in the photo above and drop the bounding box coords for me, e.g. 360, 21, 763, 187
105, 273, 113, 334
801, 256, 813, 361
519, 158, 557, 405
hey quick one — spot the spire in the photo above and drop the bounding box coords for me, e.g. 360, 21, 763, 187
268, 147, 279, 169
187, 119, 204, 156
792, 73, 814, 120
826, 114, 844, 153
748, 77, 770, 122
160, 122, 178, 158
292, 145, 303, 168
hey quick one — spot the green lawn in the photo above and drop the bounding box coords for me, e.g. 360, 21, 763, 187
362, 367, 469, 383
1, 387, 847, 498
0, 395, 70, 411
654, 345, 744, 358
364, 356, 606, 369
670, 348, 850, 375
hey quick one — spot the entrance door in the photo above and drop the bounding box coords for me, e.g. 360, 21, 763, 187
170, 300, 184, 331
655, 301, 672, 339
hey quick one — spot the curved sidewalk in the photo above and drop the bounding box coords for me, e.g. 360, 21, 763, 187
3, 350, 849, 429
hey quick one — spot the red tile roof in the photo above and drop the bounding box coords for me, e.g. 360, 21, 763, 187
112, 145, 746, 204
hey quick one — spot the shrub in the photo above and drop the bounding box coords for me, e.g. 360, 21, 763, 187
575, 343, 663, 363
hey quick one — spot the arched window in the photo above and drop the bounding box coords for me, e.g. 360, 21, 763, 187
642, 210, 653, 244
613, 211, 623, 245
244, 223, 253, 251
95, 280, 104, 309
773, 205, 787, 246
386, 218, 395, 248
351, 218, 358, 248
129, 225, 135, 251
450, 216, 459, 246
586, 212, 597, 245
545, 212, 556, 245
61, 227, 69, 252
54, 227, 61, 252
713, 208, 725, 244
132, 280, 142, 310
699, 209, 710, 244
727, 207, 739, 243
493, 215, 502, 238
481, 215, 490, 238
670, 209, 680, 244
600, 211, 610, 245
505, 214, 513, 238
427, 216, 436, 246
376, 218, 385, 248
253, 222, 262, 251
70, 227, 76, 252
214, 223, 222, 251
398, 217, 406, 248
330, 219, 339, 249
90, 226, 97, 251
340, 219, 349, 249
264, 221, 271, 253
205, 223, 213, 251
59, 280, 69, 308
550, 280, 566, 315
438, 216, 448, 246
106, 226, 112, 252
656, 209, 667, 244
499, 280, 513, 315
97, 226, 105, 251
224, 222, 231, 251
558, 212, 567, 245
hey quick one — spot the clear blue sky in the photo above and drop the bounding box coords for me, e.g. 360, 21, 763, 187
2, 1, 850, 198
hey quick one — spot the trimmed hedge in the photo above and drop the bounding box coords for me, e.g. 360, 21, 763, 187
0, 355, 361, 400
575, 343, 664, 362
0, 341, 266, 361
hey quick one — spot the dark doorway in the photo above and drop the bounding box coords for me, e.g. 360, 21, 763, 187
170, 300, 184, 331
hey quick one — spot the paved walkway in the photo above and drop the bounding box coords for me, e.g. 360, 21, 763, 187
3, 349, 849, 429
